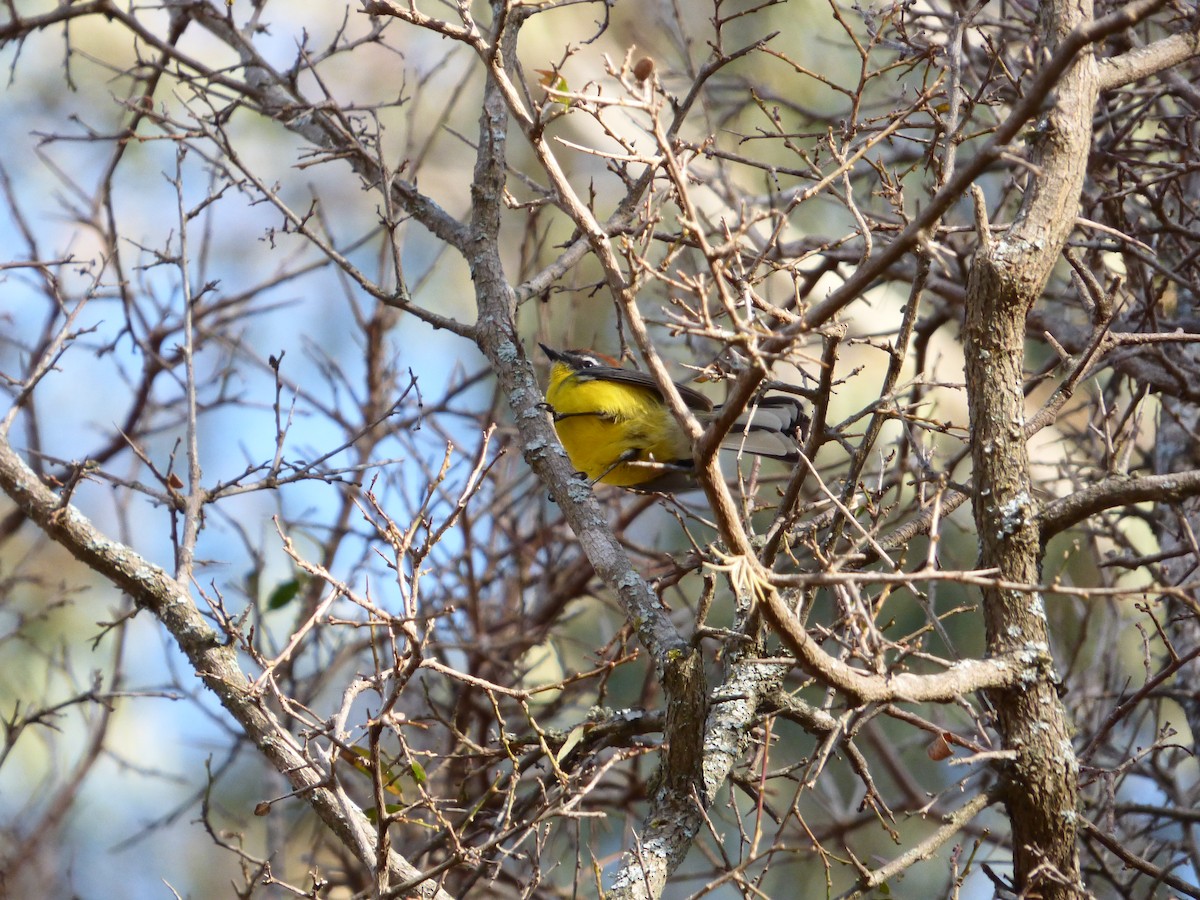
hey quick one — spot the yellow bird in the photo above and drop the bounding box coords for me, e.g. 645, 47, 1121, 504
540, 344, 806, 492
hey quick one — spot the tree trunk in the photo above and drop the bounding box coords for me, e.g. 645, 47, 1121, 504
963, 0, 1098, 894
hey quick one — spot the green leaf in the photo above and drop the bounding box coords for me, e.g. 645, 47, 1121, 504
535, 69, 572, 107
364, 803, 405, 823
267, 577, 302, 610
556, 724, 585, 763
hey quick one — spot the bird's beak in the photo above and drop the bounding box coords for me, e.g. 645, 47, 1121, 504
539, 343, 564, 362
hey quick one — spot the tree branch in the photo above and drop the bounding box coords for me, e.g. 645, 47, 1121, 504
1041, 470, 1200, 541
0, 436, 454, 900
1098, 27, 1200, 91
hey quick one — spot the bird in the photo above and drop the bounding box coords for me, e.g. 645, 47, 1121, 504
539, 344, 807, 492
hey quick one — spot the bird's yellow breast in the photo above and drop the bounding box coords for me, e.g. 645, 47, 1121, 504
544, 363, 692, 486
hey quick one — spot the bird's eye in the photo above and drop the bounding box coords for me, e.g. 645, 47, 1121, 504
579, 355, 599, 368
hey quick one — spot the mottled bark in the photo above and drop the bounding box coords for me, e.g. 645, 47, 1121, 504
962, 0, 1099, 894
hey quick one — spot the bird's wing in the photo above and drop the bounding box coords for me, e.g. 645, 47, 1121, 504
573, 364, 714, 412
717, 395, 808, 461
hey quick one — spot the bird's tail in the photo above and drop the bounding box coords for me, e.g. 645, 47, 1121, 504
718, 395, 808, 461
